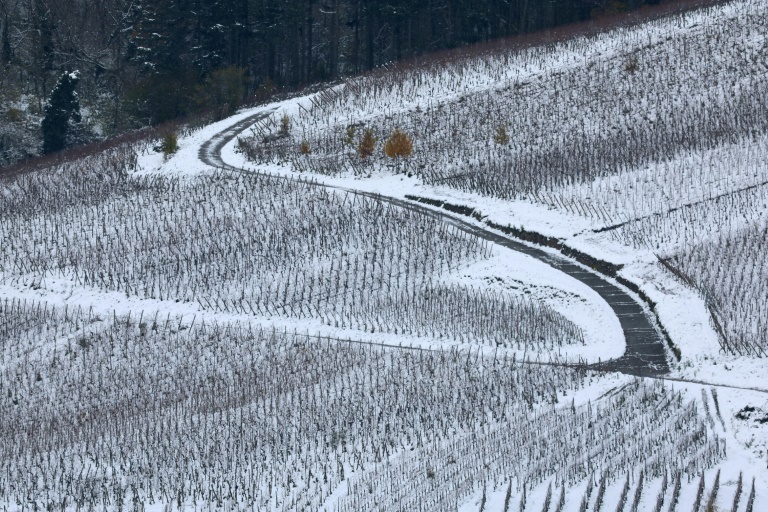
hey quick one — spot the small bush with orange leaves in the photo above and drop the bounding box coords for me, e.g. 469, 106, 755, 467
383, 129, 413, 159
299, 140, 311, 155
357, 128, 377, 159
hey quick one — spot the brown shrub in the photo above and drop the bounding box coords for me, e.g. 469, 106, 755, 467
383, 128, 413, 159
493, 125, 509, 145
358, 128, 377, 159
624, 55, 639, 74
280, 114, 290, 136
6, 108, 23, 123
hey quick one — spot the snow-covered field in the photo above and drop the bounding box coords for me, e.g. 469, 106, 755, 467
1, 0, 767, 509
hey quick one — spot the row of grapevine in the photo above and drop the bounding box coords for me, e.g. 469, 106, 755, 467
0, 166, 584, 352
0, 300, 721, 511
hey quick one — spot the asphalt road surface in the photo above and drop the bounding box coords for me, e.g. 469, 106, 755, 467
199, 110, 670, 377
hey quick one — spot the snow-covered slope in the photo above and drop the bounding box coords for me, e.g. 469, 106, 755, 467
0, 0, 766, 510
237, 0, 768, 377
230, 0, 768, 507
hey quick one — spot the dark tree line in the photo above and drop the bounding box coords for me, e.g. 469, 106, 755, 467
1, 0, 661, 161
121, 0, 659, 89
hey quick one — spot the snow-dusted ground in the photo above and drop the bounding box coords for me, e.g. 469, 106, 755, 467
129, 110, 625, 364
213, 0, 768, 507
220, 112, 742, 384
214, 110, 768, 509
1, 0, 767, 509
0, 112, 763, 511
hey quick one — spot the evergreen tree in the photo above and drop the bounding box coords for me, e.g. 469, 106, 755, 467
126, 0, 197, 124
190, 0, 240, 75
41, 71, 82, 154
30, 0, 55, 96
2, 15, 12, 67
128, 0, 190, 74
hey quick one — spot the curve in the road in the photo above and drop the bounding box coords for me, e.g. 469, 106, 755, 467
199, 110, 670, 377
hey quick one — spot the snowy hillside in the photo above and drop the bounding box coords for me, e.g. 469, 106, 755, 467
240, 0, 768, 369
0, 0, 766, 510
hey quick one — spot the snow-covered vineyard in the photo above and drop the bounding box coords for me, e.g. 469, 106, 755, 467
0, 298, 721, 511
1, 0, 767, 510
1, 159, 586, 355
243, 0, 768, 358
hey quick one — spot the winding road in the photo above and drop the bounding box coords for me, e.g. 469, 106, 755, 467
199, 110, 669, 378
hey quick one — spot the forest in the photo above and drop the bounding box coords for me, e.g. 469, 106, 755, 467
0, 0, 664, 166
